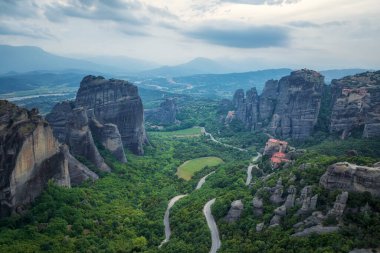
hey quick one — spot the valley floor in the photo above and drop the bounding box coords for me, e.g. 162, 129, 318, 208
0, 127, 380, 253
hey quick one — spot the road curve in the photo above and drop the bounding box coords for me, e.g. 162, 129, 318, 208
245, 164, 254, 186
196, 171, 215, 190
159, 194, 188, 248
201, 127, 247, 152
245, 152, 262, 186
203, 198, 221, 253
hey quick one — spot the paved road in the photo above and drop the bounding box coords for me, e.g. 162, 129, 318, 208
201, 127, 247, 152
203, 198, 221, 253
159, 194, 188, 248
196, 171, 216, 190
245, 152, 262, 186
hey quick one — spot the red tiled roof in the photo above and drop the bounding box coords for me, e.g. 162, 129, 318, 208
273, 152, 286, 158
271, 157, 282, 163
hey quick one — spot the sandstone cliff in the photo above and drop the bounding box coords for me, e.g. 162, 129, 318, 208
0, 101, 70, 217
330, 71, 380, 138
1, 101, 99, 217
269, 69, 324, 139
145, 98, 178, 125
320, 162, 380, 197
75, 76, 147, 155
229, 69, 324, 139
46, 102, 111, 172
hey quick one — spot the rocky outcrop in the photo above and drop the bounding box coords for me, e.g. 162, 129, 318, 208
259, 80, 278, 125
263, 138, 288, 156
256, 222, 265, 232
295, 186, 318, 215
75, 76, 147, 155
228, 69, 324, 139
269, 179, 284, 205
145, 98, 178, 125
269, 69, 324, 139
225, 200, 244, 222
252, 196, 264, 217
320, 162, 380, 197
47, 102, 111, 172
293, 211, 325, 230
233, 88, 260, 130
328, 191, 348, 217
88, 111, 127, 163
330, 71, 380, 138
269, 215, 281, 227
61, 145, 99, 186
284, 185, 297, 208
291, 225, 339, 237
0, 101, 70, 217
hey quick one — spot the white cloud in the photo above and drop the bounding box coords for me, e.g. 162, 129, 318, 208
0, 0, 379, 69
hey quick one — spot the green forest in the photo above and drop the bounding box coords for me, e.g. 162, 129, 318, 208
1, 99, 380, 253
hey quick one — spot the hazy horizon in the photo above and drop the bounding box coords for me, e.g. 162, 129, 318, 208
1, 0, 380, 70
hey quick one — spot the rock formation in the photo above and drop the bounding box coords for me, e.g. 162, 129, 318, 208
233, 88, 260, 130
225, 200, 244, 223
228, 69, 324, 139
269, 179, 284, 205
75, 75, 147, 155
145, 98, 178, 125
328, 191, 348, 217
88, 110, 127, 163
284, 185, 297, 208
291, 225, 339, 237
269, 69, 324, 139
259, 80, 279, 125
47, 102, 111, 172
0, 101, 70, 217
252, 196, 264, 217
293, 211, 325, 231
330, 71, 380, 138
256, 222, 265, 232
1, 100, 100, 217
320, 162, 380, 197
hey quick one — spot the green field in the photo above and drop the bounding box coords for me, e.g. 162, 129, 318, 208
176, 156, 224, 180
148, 127, 202, 138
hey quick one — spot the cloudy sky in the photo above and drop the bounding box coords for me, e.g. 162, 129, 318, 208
0, 0, 379, 69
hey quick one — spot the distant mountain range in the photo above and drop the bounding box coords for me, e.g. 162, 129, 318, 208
138, 57, 229, 77
0, 45, 160, 75
0, 45, 372, 80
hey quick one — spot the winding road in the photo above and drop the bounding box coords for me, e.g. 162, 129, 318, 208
196, 171, 215, 190
201, 127, 248, 152
245, 152, 262, 186
160, 127, 261, 250
203, 198, 221, 253
159, 194, 188, 248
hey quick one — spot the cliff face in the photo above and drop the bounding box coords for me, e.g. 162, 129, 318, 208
229, 69, 324, 139
330, 71, 380, 138
0, 101, 70, 217
259, 80, 278, 125
75, 76, 147, 155
88, 111, 127, 164
145, 98, 178, 125
234, 88, 260, 130
320, 162, 380, 197
269, 69, 324, 139
46, 102, 111, 172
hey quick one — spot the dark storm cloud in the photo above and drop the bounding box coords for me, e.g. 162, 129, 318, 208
185, 24, 289, 48
220, 0, 301, 5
